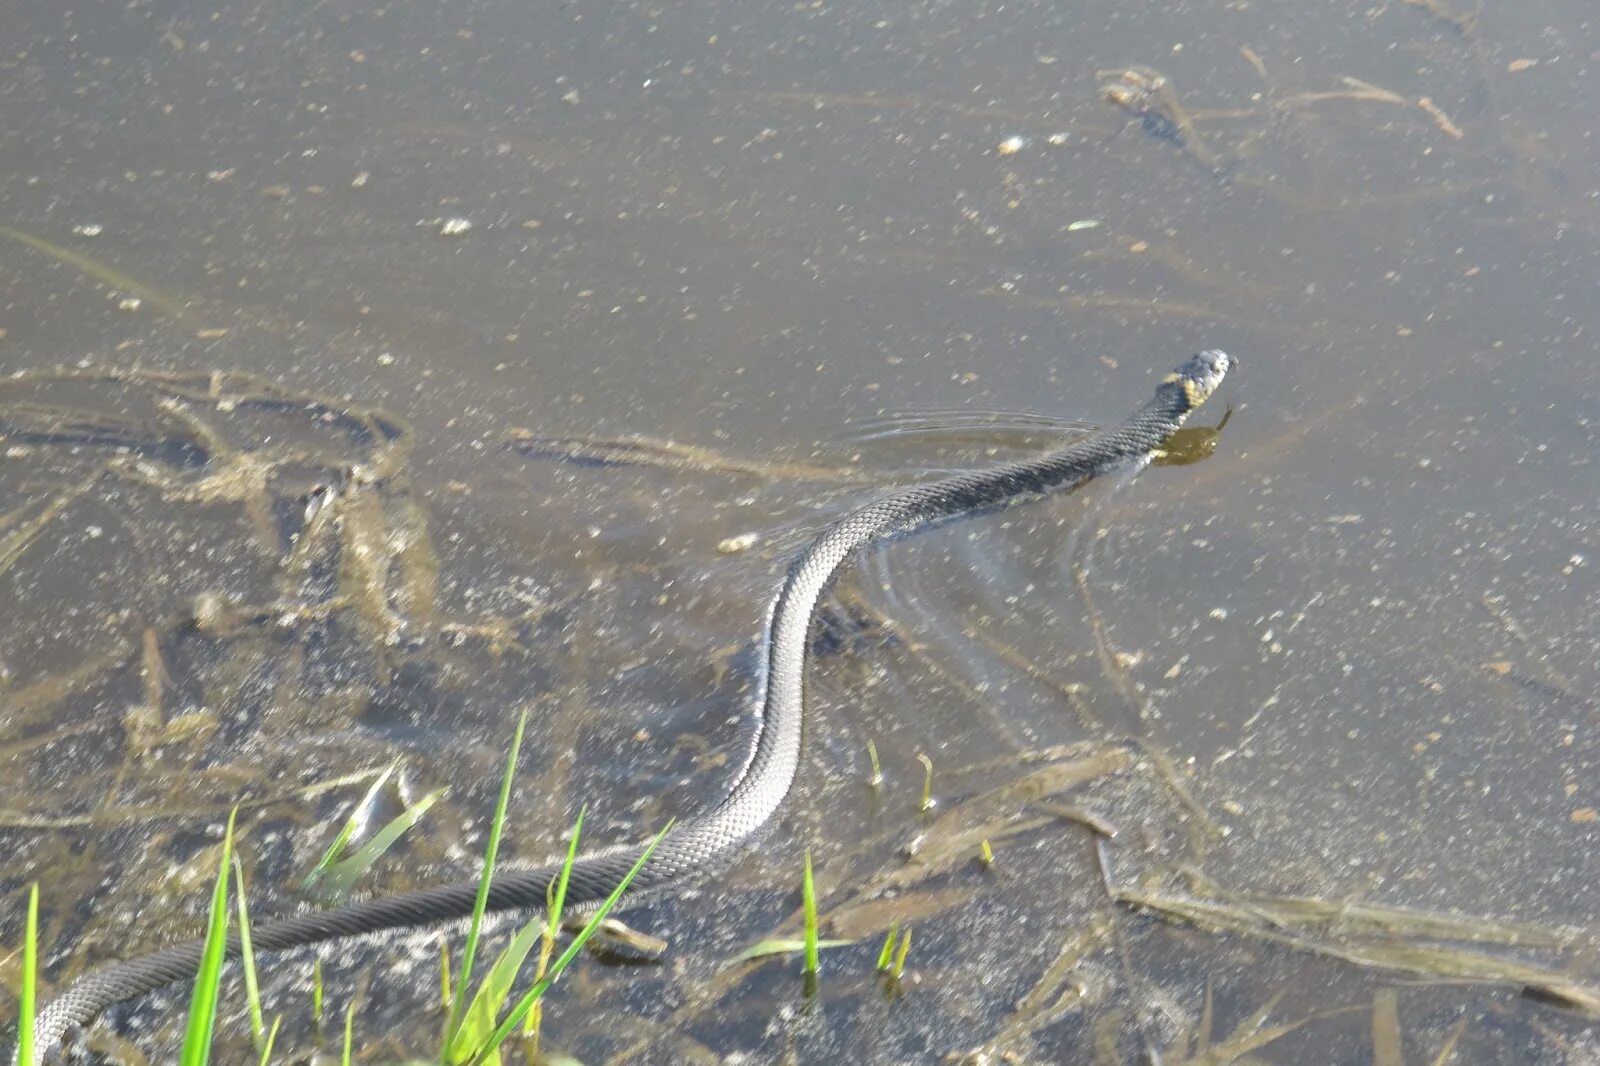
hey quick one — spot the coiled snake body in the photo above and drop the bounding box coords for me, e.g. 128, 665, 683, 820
20, 349, 1231, 1062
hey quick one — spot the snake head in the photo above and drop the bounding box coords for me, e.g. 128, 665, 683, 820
1163, 349, 1232, 410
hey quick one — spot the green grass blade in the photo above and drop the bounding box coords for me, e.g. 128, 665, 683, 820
875, 923, 900, 972
18, 882, 38, 1066
524, 807, 586, 1038
445, 919, 545, 1065
302, 762, 399, 894
257, 1016, 282, 1066
892, 926, 913, 979
342, 998, 357, 1066
545, 807, 584, 946
309, 788, 445, 902
465, 822, 671, 1066
442, 711, 529, 1054
447, 809, 587, 1060
179, 808, 237, 1066
802, 851, 819, 977
439, 939, 453, 1011
232, 856, 265, 1049
312, 958, 324, 1031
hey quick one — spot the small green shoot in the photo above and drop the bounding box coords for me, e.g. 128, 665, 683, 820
233, 856, 266, 1050
312, 787, 444, 902
341, 998, 357, 1066
313, 958, 325, 1032
303, 759, 444, 903
442, 710, 529, 1054
447, 808, 587, 1066
802, 851, 820, 978
179, 808, 237, 1066
304, 762, 398, 890
439, 939, 454, 1011
801, 850, 822, 1000
979, 839, 994, 867
450, 810, 577, 1058
865, 739, 883, 788
18, 882, 38, 1066
257, 1017, 282, 1066
917, 753, 936, 812
892, 926, 914, 979
875, 923, 900, 973
461, 823, 671, 1066
445, 918, 546, 1064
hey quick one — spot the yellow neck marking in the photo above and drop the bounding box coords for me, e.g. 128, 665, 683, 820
1163, 372, 1215, 409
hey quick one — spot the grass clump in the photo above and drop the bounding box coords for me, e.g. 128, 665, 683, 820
875, 923, 913, 981
303, 761, 444, 903
448, 823, 669, 1066
726, 853, 852, 972
441, 710, 530, 1053
410, 706, 669, 1065
11, 715, 668, 1066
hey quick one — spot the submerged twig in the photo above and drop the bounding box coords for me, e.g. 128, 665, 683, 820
0, 470, 103, 578
1, 365, 414, 482
0, 225, 193, 320
504, 428, 867, 484
1170, 988, 1360, 1065
1112, 879, 1600, 1016
0, 768, 383, 829
962, 916, 1112, 1058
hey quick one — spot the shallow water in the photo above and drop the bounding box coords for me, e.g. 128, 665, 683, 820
2, 0, 1597, 1062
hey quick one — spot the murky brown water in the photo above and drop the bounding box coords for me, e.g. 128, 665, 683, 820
3, 0, 1598, 1062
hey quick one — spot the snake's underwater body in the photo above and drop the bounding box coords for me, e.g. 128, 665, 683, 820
20, 349, 1232, 1062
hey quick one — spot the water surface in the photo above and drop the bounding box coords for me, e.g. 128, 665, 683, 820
2, 0, 1597, 1062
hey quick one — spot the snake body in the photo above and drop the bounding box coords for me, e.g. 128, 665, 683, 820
21, 349, 1231, 1062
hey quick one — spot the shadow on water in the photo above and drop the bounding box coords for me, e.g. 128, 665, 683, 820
1, 0, 1598, 1061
